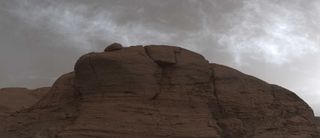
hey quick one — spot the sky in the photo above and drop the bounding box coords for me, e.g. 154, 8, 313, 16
0, 0, 319, 115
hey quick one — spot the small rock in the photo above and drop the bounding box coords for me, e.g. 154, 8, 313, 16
104, 43, 123, 52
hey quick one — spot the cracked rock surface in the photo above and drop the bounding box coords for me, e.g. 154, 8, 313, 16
0, 45, 319, 138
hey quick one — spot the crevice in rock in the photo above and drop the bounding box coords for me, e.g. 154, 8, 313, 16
210, 67, 228, 138
143, 46, 162, 101
143, 46, 154, 62
211, 68, 224, 117
143, 46, 177, 67
143, 46, 175, 101
151, 66, 167, 101
150, 92, 160, 100
270, 85, 280, 111
271, 85, 277, 101
173, 48, 181, 63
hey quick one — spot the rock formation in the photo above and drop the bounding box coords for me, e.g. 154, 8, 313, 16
0, 44, 319, 138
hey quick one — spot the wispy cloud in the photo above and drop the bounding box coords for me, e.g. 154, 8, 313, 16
8, 0, 320, 64
218, 0, 320, 65
9, 0, 177, 50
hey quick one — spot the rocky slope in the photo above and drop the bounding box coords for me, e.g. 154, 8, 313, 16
0, 44, 318, 138
0, 87, 49, 117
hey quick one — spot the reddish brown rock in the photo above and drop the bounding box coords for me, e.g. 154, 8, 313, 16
0, 74, 79, 138
316, 117, 320, 135
144, 45, 178, 65
0, 87, 49, 116
104, 42, 123, 52
69, 46, 218, 137
0, 45, 318, 138
211, 64, 318, 138
34, 72, 78, 108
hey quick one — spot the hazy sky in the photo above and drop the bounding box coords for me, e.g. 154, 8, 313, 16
0, 0, 319, 115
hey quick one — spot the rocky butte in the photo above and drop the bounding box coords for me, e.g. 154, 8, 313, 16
0, 43, 319, 138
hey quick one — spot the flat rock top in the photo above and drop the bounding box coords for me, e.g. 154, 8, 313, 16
0, 44, 318, 138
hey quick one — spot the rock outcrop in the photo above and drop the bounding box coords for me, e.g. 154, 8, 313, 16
0, 44, 318, 138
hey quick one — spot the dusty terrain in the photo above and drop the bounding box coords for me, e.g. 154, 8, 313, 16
0, 44, 319, 137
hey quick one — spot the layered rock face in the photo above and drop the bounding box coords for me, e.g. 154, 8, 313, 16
0, 45, 318, 138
